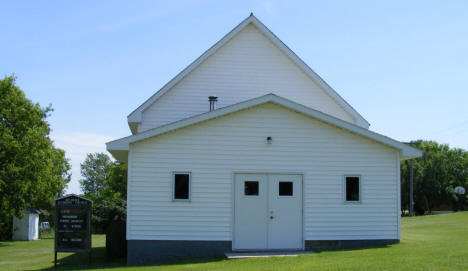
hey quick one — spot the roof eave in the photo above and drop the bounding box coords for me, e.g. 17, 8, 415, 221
106, 138, 130, 162
400, 148, 423, 160
108, 150, 129, 162
114, 94, 421, 160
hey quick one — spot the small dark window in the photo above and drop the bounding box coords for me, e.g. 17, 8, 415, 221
345, 176, 360, 202
244, 181, 259, 196
174, 173, 190, 200
279, 182, 293, 196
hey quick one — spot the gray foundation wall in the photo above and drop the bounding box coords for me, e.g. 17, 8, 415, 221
305, 239, 399, 250
128, 239, 399, 265
127, 240, 232, 265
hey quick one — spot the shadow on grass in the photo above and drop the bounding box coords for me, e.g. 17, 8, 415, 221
0, 242, 12, 248
312, 243, 395, 254
39, 236, 55, 240
35, 247, 123, 271
34, 246, 225, 271
33, 243, 395, 270
134, 257, 225, 270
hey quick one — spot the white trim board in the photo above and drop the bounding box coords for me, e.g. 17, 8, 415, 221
126, 13, 370, 134
107, 93, 422, 162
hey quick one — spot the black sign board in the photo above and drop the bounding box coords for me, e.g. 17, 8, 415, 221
55, 194, 92, 266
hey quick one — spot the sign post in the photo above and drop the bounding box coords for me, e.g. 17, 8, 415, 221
54, 195, 92, 267
409, 160, 414, 216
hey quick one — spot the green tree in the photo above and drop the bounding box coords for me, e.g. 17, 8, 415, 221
103, 162, 127, 200
79, 153, 127, 232
401, 140, 468, 214
79, 153, 113, 200
0, 76, 71, 240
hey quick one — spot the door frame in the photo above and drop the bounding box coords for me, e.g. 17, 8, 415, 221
232, 172, 304, 251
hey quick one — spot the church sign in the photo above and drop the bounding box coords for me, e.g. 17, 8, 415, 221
54, 194, 92, 266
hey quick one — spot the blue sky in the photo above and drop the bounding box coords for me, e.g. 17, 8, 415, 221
2, 1, 467, 194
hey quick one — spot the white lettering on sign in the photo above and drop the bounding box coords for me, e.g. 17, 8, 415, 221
55, 196, 91, 252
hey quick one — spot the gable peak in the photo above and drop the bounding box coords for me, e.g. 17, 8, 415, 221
126, 14, 370, 134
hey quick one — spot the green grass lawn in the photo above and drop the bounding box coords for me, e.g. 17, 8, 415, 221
1, 212, 467, 271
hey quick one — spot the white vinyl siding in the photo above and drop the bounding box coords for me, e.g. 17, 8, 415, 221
128, 103, 399, 241
138, 24, 356, 132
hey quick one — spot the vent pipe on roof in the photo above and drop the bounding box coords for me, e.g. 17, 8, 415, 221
208, 96, 218, 112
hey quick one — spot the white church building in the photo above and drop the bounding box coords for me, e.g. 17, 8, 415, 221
107, 14, 421, 264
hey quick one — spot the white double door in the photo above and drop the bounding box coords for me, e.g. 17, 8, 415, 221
234, 174, 303, 250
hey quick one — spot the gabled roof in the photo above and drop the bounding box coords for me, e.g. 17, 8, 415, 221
126, 13, 370, 134
108, 94, 421, 162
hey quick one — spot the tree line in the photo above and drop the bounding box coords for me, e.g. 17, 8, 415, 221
401, 140, 468, 214
0, 76, 467, 240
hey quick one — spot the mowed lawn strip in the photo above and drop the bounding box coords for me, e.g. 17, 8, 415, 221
0, 212, 467, 271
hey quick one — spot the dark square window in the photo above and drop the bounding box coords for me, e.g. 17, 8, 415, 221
346, 176, 360, 202
244, 181, 259, 196
174, 173, 190, 200
279, 182, 293, 196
